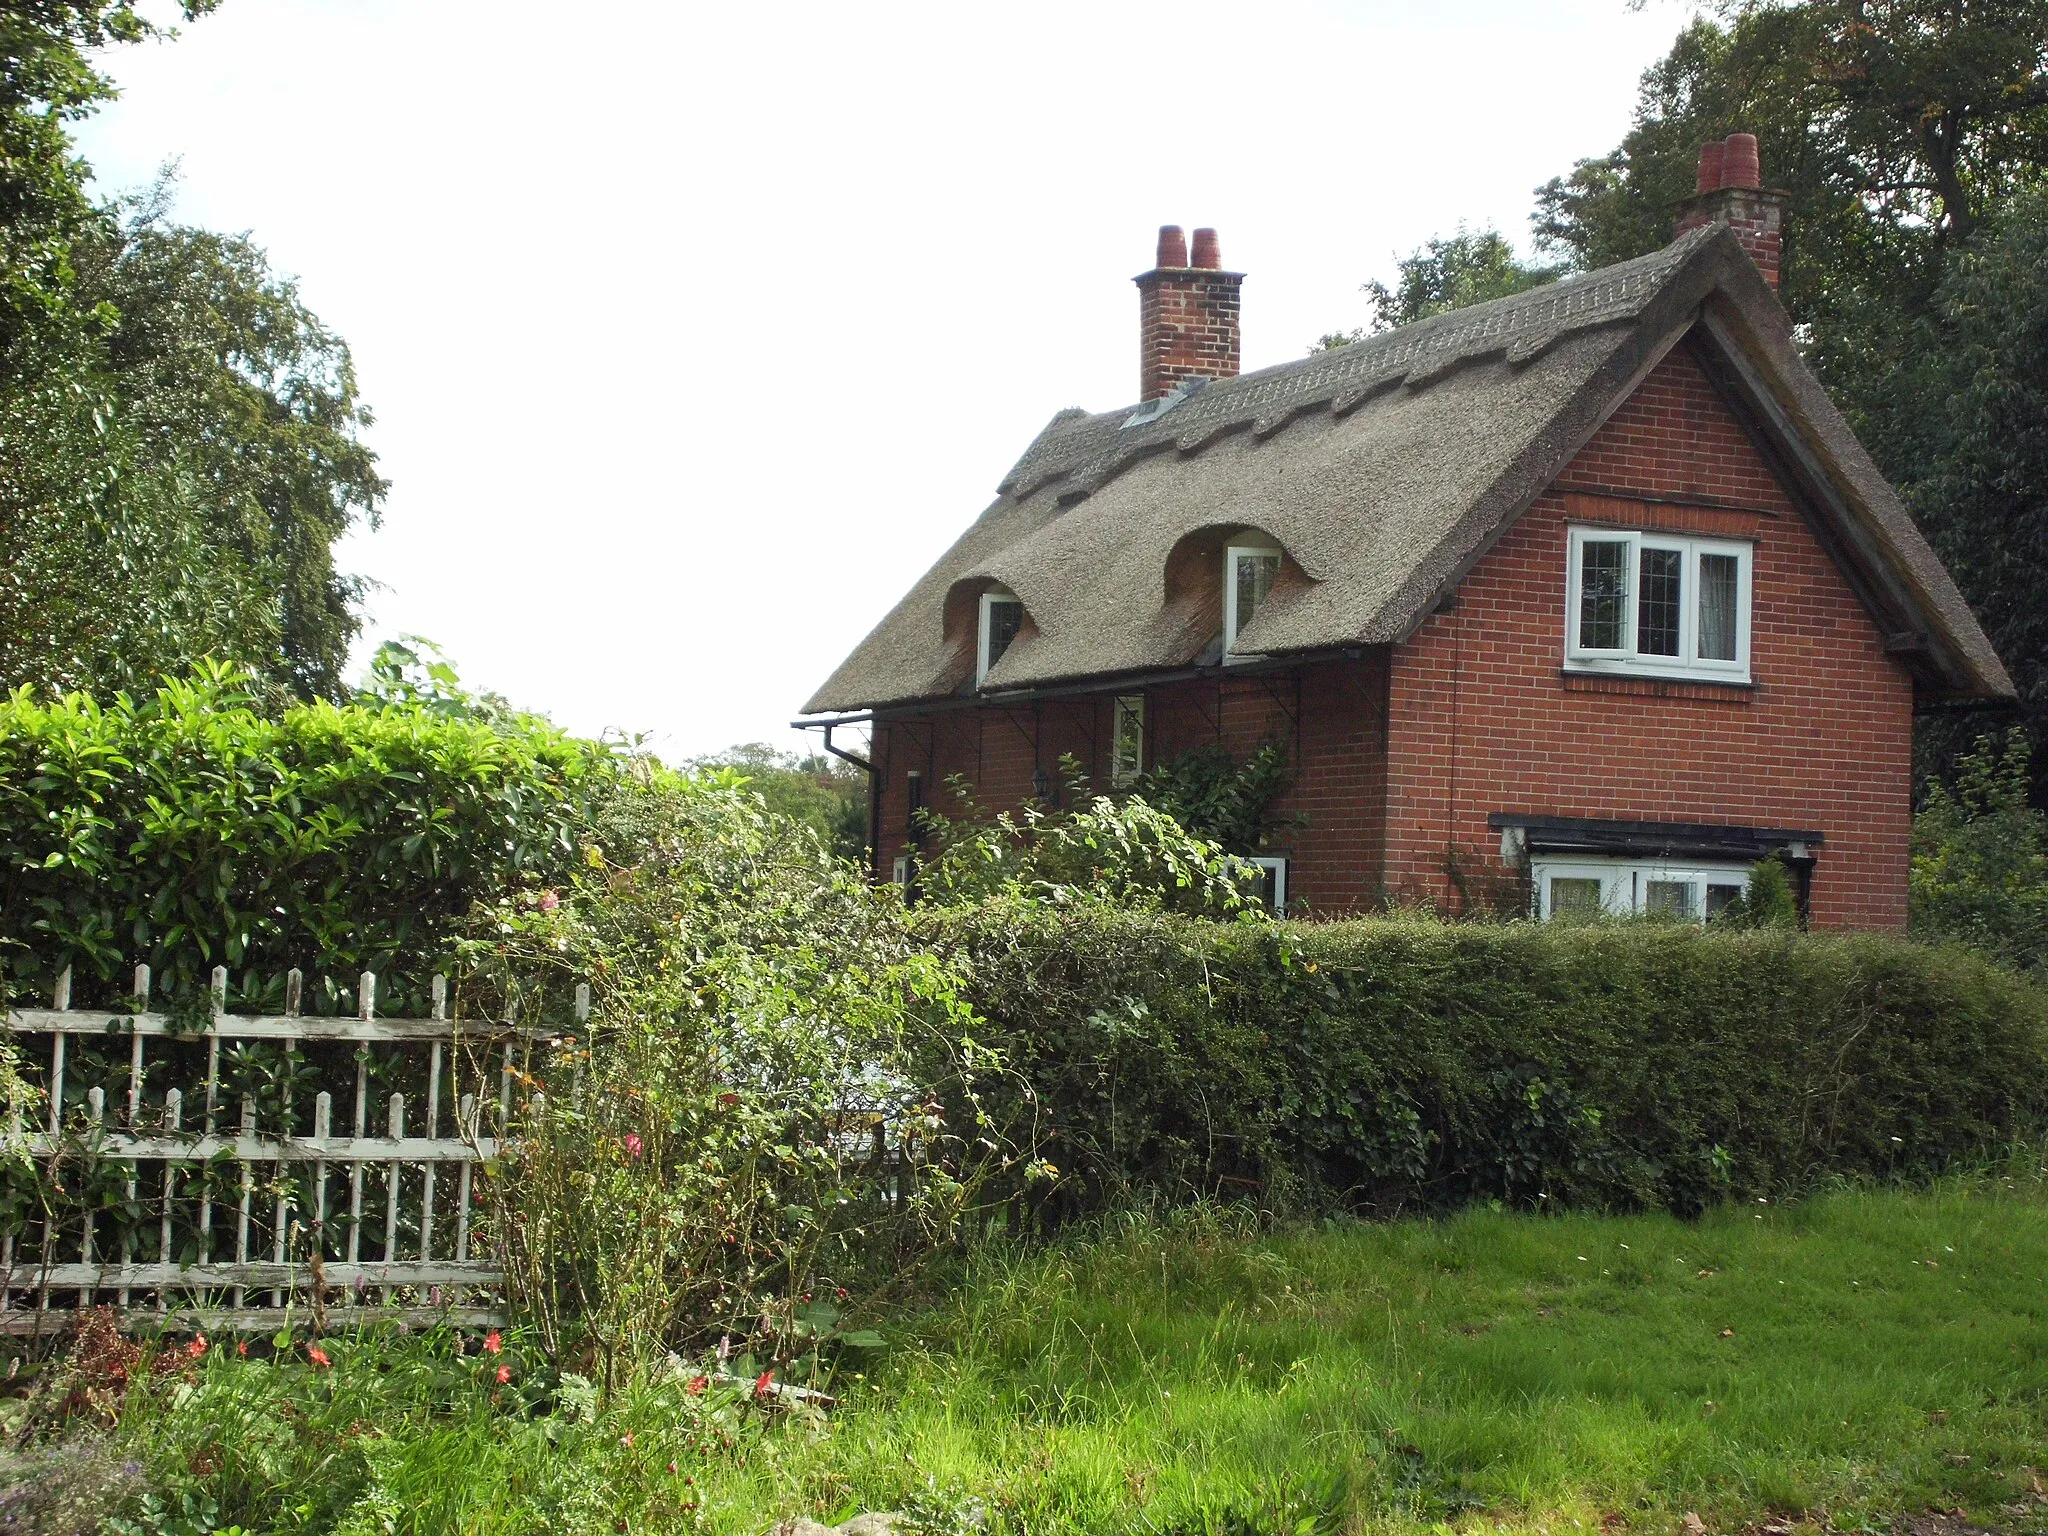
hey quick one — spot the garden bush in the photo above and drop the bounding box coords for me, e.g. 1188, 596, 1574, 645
920, 901, 2048, 1223
0, 663, 611, 1016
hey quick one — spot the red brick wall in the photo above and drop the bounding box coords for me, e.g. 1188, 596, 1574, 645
1137, 268, 1243, 402
1382, 342, 1915, 929
871, 653, 1392, 912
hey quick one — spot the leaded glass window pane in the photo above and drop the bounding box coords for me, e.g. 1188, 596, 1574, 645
1645, 878, 1696, 917
1638, 546, 1682, 656
1577, 540, 1630, 650
1698, 552, 1739, 661
1549, 877, 1603, 917
1234, 552, 1281, 636
984, 599, 1023, 670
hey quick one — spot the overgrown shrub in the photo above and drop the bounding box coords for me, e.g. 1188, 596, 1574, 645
915, 774, 1262, 916
0, 664, 610, 1015
920, 902, 2048, 1224
1912, 730, 2048, 971
465, 768, 1004, 1388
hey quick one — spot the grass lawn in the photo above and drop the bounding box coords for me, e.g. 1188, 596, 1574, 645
21, 1175, 2048, 1536
724, 1177, 2048, 1536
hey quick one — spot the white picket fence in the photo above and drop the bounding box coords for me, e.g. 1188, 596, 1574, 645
0, 963, 580, 1334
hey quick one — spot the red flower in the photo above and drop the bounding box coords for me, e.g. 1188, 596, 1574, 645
482, 1329, 503, 1355
686, 1374, 708, 1395
496, 1364, 511, 1385
236, 1340, 248, 1357
718, 1093, 739, 1108
186, 1334, 207, 1359
624, 1134, 643, 1160
307, 1344, 331, 1369
753, 1368, 775, 1399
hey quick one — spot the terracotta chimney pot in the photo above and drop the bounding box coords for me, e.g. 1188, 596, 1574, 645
1189, 227, 1221, 269
1155, 225, 1188, 268
1696, 139, 1726, 194
1721, 134, 1761, 189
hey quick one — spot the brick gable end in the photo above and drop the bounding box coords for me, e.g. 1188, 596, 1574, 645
1382, 339, 1914, 929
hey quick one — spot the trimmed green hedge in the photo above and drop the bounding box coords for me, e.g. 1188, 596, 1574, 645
923, 903, 2048, 1218
0, 670, 608, 1016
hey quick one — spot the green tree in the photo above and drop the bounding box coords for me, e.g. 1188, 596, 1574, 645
1314, 225, 1559, 351
1911, 729, 2048, 967
0, 4, 387, 704
687, 742, 869, 862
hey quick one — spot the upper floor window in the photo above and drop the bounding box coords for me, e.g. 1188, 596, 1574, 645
1565, 526, 1752, 681
978, 587, 1025, 686
1224, 544, 1282, 656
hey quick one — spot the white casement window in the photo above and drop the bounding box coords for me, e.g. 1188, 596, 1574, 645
1564, 526, 1752, 681
890, 855, 913, 887
1111, 694, 1145, 788
1224, 544, 1283, 657
1533, 857, 1752, 922
977, 587, 1025, 687
1247, 855, 1288, 914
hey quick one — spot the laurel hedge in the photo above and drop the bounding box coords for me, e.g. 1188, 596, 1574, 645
921, 901, 2048, 1221
0, 667, 610, 1018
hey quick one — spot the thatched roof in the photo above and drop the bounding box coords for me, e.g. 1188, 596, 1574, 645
804, 225, 2011, 715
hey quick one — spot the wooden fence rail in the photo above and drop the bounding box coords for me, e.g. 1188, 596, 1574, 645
0, 963, 584, 1334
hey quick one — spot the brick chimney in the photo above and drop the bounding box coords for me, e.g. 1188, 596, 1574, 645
1675, 132, 1788, 291
1135, 224, 1242, 401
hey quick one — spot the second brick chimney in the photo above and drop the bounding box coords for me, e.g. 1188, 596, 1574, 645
1135, 225, 1242, 401
1675, 132, 1787, 292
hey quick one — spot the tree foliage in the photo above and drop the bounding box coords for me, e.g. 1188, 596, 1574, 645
685, 742, 868, 863
0, 5, 383, 704
1911, 728, 2048, 967
1314, 225, 1559, 352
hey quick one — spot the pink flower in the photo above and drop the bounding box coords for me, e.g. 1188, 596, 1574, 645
539, 890, 560, 911
307, 1344, 331, 1369
496, 1364, 511, 1385
624, 1134, 643, 1160
482, 1329, 502, 1355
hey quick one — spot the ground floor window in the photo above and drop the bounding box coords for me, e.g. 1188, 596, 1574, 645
1532, 857, 1751, 922
1247, 855, 1288, 914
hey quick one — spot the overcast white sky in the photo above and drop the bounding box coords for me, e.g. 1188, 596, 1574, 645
77, 1, 1697, 761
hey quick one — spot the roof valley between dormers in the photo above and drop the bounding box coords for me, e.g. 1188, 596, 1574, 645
996, 230, 1712, 510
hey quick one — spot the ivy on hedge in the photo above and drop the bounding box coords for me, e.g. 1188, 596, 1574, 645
0, 665, 610, 1016
922, 901, 2048, 1220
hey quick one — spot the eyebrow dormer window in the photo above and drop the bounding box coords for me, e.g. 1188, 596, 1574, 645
1565, 526, 1752, 681
1224, 544, 1282, 656
978, 587, 1024, 686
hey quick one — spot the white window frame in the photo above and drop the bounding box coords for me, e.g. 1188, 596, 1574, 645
1532, 856, 1753, 922
1111, 694, 1146, 789
977, 587, 1025, 687
1248, 855, 1288, 914
1223, 544, 1283, 659
1563, 526, 1753, 682
890, 855, 913, 887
